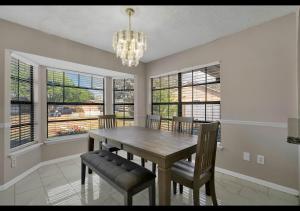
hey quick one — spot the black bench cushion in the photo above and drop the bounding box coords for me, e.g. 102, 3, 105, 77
81, 150, 156, 191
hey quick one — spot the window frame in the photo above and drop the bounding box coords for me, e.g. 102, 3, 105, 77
151, 64, 221, 134
46, 68, 105, 138
10, 57, 35, 149
113, 78, 134, 126
151, 74, 180, 130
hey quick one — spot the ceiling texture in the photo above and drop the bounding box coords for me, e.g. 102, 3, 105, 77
0, 6, 298, 63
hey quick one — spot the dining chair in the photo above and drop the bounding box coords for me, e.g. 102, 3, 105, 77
171, 116, 194, 135
172, 121, 220, 206
141, 114, 161, 174
98, 115, 133, 160
98, 115, 119, 154
171, 116, 194, 194
171, 116, 194, 162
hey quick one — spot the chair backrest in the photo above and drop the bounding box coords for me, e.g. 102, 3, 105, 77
194, 121, 220, 180
171, 116, 194, 134
98, 115, 117, 129
145, 114, 161, 130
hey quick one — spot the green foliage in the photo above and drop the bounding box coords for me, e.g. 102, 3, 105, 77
47, 70, 96, 103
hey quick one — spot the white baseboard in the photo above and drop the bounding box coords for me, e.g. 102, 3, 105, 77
0, 153, 82, 191
0, 163, 42, 191
215, 167, 299, 196
41, 153, 82, 166
1, 153, 298, 197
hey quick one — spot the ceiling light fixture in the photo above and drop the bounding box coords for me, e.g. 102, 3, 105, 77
112, 8, 147, 67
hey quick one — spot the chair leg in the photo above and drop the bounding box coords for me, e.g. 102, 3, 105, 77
152, 163, 156, 174
205, 181, 211, 196
149, 181, 156, 206
141, 158, 145, 167
81, 162, 86, 185
173, 181, 177, 194
179, 184, 183, 194
193, 188, 200, 206
124, 193, 132, 206
209, 179, 218, 206
127, 153, 134, 160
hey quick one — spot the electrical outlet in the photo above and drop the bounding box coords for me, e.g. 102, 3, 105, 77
257, 155, 264, 165
243, 152, 250, 161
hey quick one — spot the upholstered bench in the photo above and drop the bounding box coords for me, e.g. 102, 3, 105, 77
80, 150, 156, 206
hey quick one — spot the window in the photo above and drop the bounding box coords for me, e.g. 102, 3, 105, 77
151, 74, 179, 130
113, 78, 134, 126
10, 57, 35, 148
47, 69, 104, 138
151, 64, 221, 136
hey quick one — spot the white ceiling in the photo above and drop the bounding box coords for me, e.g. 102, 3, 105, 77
0, 6, 298, 63
12, 51, 134, 78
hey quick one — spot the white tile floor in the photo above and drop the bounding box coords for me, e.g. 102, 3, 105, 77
0, 150, 299, 206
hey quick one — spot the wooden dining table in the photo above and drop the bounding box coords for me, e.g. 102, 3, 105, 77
88, 126, 198, 205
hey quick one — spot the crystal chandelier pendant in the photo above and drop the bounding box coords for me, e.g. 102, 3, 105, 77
112, 8, 147, 67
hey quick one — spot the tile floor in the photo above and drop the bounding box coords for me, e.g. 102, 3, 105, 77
0, 150, 299, 206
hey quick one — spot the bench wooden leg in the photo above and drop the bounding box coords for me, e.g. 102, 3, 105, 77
149, 181, 156, 206
124, 193, 132, 206
81, 162, 86, 185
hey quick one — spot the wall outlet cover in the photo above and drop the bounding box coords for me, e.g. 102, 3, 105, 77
257, 155, 264, 165
243, 152, 250, 161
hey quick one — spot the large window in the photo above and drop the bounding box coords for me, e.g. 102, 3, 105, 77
152, 74, 179, 130
151, 64, 221, 134
113, 78, 134, 126
47, 69, 104, 138
10, 57, 35, 148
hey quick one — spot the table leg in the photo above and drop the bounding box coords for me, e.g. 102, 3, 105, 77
88, 136, 94, 174
158, 166, 171, 205
88, 136, 94, 152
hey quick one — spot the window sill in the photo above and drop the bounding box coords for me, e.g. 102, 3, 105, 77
8, 143, 43, 158
45, 134, 89, 145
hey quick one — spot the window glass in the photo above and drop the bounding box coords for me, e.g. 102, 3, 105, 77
47, 68, 104, 138
113, 78, 134, 126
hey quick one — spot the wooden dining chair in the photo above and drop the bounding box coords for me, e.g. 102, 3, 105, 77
171, 116, 194, 135
141, 114, 161, 174
170, 116, 194, 193
98, 115, 120, 154
171, 116, 194, 162
172, 121, 220, 206
99, 115, 133, 160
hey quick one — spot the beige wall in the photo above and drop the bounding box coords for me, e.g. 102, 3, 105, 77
0, 19, 146, 185
146, 13, 298, 189
0, 12, 299, 191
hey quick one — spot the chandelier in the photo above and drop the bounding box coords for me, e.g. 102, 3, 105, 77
112, 8, 147, 67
